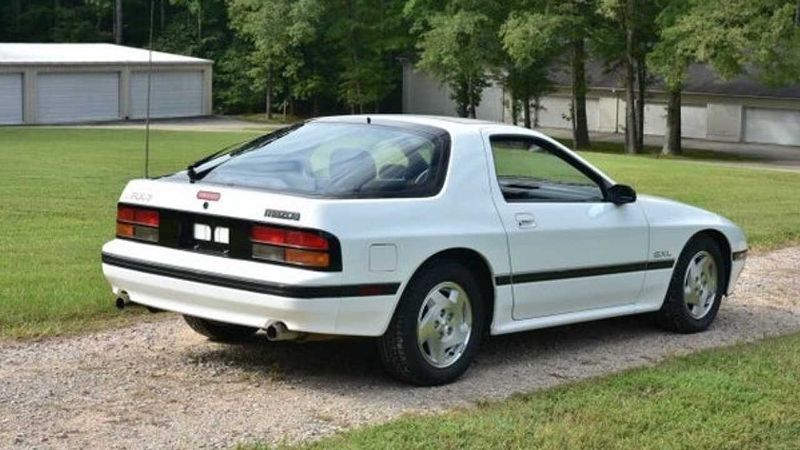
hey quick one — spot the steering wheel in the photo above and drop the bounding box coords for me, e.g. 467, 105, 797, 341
413, 168, 430, 185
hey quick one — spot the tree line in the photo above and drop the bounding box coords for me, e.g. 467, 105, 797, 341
2, 0, 799, 154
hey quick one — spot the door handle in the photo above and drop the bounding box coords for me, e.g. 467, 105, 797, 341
515, 213, 536, 229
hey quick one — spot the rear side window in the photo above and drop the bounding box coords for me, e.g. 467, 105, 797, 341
198, 122, 449, 198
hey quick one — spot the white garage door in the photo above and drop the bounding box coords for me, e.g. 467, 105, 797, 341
37, 72, 120, 123
538, 97, 572, 129
644, 103, 707, 139
0, 73, 23, 125
744, 107, 800, 146
130, 71, 204, 119
643, 103, 667, 136
538, 97, 599, 131
681, 105, 707, 139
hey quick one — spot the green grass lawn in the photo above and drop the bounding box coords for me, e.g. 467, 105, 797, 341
581, 152, 800, 249
0, 128, 259, 339
555, 138, 766, 163
267, 332, 800, 450
1, 127, 799, 339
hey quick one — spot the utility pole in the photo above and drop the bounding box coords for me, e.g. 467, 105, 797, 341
114, 0, 123, 44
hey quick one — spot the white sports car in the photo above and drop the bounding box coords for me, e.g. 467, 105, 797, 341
102, 115, 747, 385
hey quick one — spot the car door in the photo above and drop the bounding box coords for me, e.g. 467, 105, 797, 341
484, 132, 649, 319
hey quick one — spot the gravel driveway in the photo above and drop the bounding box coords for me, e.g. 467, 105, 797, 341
2, 246, 799, 449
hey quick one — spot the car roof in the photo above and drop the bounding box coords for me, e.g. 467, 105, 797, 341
312, 114, 542, 136
313, 115, 615, 186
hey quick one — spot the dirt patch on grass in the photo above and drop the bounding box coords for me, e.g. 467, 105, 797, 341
1, 247, 798, 449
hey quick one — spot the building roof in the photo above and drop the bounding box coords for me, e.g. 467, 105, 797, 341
0, 43, 211, 66
554, 61, 800, 100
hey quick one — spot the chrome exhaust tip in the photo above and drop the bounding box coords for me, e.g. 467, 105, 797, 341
115, 291, 131, 310
265, 322, 302, 341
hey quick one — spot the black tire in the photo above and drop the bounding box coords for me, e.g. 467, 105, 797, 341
183, 315, 259, 342
378, 261, 485, 386
655, 235, 725, 333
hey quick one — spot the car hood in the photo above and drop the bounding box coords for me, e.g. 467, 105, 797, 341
636, 193, 735, 225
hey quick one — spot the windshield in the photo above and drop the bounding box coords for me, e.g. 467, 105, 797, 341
193, 121, 450, 198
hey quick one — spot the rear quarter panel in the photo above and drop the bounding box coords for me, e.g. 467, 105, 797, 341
316, 128, 511, 333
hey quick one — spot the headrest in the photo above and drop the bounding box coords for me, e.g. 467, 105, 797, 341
328, 147, 377, 190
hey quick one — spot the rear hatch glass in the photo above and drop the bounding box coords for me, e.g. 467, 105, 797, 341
188, 121, 450, 199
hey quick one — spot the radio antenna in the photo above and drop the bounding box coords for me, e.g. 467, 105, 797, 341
144, 0, 155, 178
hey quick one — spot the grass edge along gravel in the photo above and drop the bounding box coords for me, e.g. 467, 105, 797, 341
236, 331, 800, 450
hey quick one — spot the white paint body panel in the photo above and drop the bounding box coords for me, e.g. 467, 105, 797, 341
503, 203, 649, 318
37, 72, 120, 123
0, 73, 23, 124
479, 126, 649, 319
130, 71, 204, 119
101, 115, 747, 337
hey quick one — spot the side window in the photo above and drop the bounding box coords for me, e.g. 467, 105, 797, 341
490, 136, 604, 202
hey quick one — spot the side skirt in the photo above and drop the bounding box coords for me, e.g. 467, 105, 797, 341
490, 303, 661, 336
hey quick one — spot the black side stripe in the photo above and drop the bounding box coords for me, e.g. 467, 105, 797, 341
494, 259, 675, 286
102, 253, 400, 299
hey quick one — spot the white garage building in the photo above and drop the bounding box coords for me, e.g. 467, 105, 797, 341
403, 62, 800, 147
0, 43, 212, 125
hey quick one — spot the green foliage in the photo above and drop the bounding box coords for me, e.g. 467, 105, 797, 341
654, 0, 800, 86
499, 9, 563, 111
2, 0, 798, 124
325, 0, 410, 112
227, 0, 410, 114
213, 41, 266, 113
228, 0, 303, 100
0, 0, 113, 42
647, 0, 693, 90
501, 12, 564, 68
414, 8, 498, 117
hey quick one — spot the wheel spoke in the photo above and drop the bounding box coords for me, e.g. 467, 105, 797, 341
447, 288, 460, 304
426, 335, 446, 364
684, 280, 694, 297
452, 322, 470, 344
418, 307, 438, 342
687, 258, 699, 279
429, 290, 450, 308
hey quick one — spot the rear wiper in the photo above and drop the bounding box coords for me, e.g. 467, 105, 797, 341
186, 123, 304, 183
186, 148, 229, 182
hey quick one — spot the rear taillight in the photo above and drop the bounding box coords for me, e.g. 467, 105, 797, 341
116, 205, 159, 243
250, 225, 332, 268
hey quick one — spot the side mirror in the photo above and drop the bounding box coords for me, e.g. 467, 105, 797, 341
608, 184, 637, 205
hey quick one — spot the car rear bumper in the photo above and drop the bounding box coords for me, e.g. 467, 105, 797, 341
101, 240, 401, 336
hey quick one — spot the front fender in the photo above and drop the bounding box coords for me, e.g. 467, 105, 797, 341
637, 194, 747, 295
